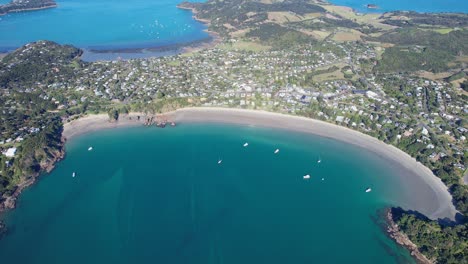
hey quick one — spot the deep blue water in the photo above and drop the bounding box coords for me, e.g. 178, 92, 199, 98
329, 0, 468, 13
0, 124, 416, 263
0, 0, 209, 52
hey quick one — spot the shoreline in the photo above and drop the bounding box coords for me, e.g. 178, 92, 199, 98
75, 3, 222, 61
0, 4, 57, 16
177, 4, 222, 54
62, 113, 147, 140
0, 143, 64, 214
1, 3, 221, 61
62, 107, 457, 221
385, 209, 434, 264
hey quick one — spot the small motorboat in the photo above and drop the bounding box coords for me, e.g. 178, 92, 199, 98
243, 142, 249, 147
88, 147, 93, 151
274, 149, 280, 154
365, 187, 372, 193
303, 174, 311, 179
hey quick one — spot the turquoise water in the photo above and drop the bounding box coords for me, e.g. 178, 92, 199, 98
0, 124, 415, 263
329, 0, 468, 13
0, 0, 209, 52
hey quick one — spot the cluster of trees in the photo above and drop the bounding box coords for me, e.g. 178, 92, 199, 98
0, 114, 63, 196
373, 28, 468, 54
392, 208, 467, 264
375, 46, 452, 73
108, 109, 119, 121
382, 12, 468, 28
373, 29, 468, 73
460, 80, 468, 92
0, 40, 84, 88
246, 23, 314, 48
16, 116, 63, 174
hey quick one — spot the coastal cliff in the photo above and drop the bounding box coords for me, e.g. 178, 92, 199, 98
0, 142, 64, 213
0, 0, 57, 16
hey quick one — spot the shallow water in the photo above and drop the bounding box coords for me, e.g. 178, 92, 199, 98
0, 124, 415, 263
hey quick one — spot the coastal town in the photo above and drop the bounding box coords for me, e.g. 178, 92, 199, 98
0, 0, 467, 262
1, 39, 466, 186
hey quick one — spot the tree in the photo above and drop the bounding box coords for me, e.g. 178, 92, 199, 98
461, 80, 468, 92
108, 109, 119, 121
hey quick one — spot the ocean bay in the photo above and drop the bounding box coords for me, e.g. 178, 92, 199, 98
0, 124, 417, 263
0, 0, 209, 53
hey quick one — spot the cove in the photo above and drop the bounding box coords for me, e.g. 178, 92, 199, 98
0, 0, 209, 56
0, 124, 416, 263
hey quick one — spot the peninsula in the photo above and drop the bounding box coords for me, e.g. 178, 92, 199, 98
0, 0, 56, 16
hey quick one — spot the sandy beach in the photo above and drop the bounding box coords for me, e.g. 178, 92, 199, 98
63, 113, 146, 140
63, 107, 457, 220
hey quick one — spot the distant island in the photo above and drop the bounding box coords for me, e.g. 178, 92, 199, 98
366, 4, 379, 9
0, 0, 56, 16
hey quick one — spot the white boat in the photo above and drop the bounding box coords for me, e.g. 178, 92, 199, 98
365, 188, 372, 193
243, 142, 249, 147
218, 159, 223, 164
321, 178, 324, 181
88, 147, 93, 151
72, 172, 76, 177
274, 149, 280, 154
317, 158, 321, 163
303, 174, 311, 179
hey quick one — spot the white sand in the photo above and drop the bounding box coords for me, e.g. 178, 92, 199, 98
63, 107, 457, 220
63, 113, 146, 140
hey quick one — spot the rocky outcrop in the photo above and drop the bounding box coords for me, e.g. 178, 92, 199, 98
386, 209, 435, 264
0, 144, 64, 213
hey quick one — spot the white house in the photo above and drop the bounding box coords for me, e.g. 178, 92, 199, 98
3, 147, 17, 157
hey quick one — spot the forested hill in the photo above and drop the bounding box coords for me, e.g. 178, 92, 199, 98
0, 40, 85, 89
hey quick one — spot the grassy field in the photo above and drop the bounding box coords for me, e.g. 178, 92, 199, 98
297, 29, 331, 40
313, 69, 345, 81
332, 29, 363, 41
266, 11, 321, 23
322, 4, 396, 31
218, 40, 271, 52
416, 71, 453, 80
